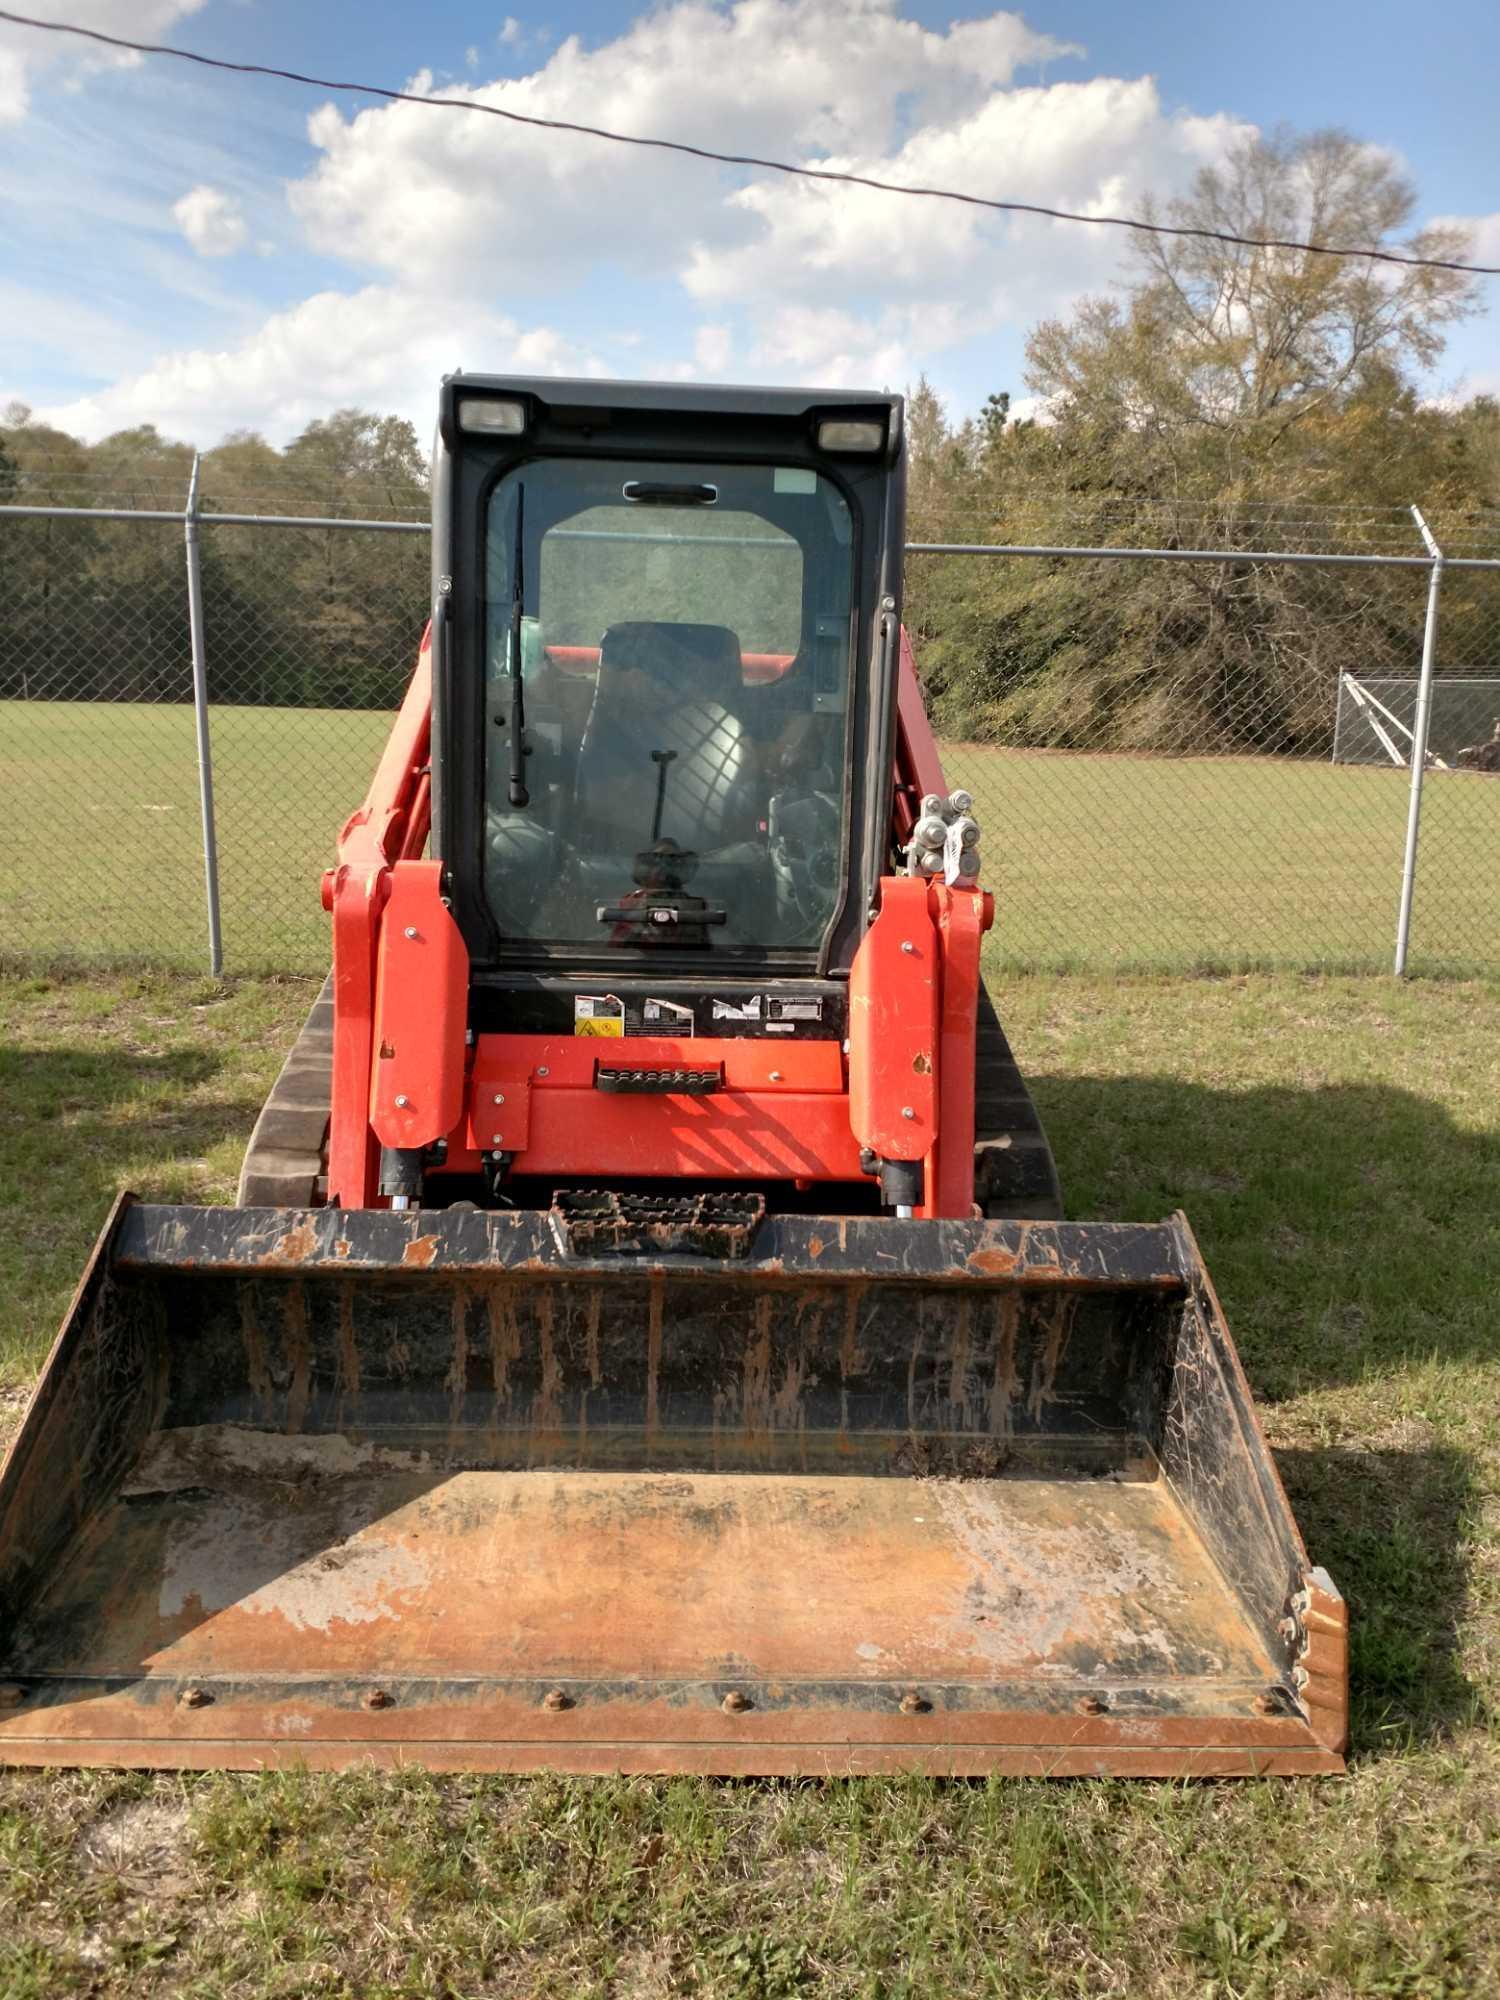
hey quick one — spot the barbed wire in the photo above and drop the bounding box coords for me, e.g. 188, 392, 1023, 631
4, 457, 1482, 528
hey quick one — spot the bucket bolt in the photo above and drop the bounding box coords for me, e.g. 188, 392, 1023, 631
178, 1686, 213, 1709
0, 1683, 27, 1709
721, 1690, 752, 1715
542, 1688, 572, 1713
1075, 1694, 1108, 1716
899, 1691, 930, 1715
1252, 1691, 1282, 1716
364, 1688, 394, 1710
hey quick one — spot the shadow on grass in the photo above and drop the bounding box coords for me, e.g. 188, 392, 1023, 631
1277, 1445, 1485, 1754
1036, 1072, 1493, 1754
0, 1041, 276, 1376
1032, 1072, 1498, 1394
0, 1042, 265, 1191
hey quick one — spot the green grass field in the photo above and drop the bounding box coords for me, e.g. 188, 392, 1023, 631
945, 744, 1500, 979
0, 702, 392, 975
1, 965, 1497, 1996
5, 702, 1498, 978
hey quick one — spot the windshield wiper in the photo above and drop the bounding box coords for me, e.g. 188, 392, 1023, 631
506, 485, 529, 808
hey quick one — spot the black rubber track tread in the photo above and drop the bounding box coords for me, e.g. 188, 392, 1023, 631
972, 985, 1065, 1220
236, 973, 333, 1208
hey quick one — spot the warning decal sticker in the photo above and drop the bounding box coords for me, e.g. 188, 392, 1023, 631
642, 998, 695, 1036
551, 990, 840, 1040
574, 994, 626, 1037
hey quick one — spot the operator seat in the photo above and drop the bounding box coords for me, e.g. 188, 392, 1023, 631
574, 621, 760, 850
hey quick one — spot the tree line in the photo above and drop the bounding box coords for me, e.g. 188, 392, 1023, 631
0, 411, 430, 710
3, 127, 1497, 750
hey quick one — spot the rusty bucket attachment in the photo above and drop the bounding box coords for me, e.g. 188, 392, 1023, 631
0, 1198, 1346, 1776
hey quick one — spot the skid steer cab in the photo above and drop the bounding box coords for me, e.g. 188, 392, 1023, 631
308, 376, 1040, 1226
0, 378, 1346, 1779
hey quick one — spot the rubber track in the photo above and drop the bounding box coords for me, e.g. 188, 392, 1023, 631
972, 986, 1064, 1220
236, 974, 333, 1208
235, 975, 1063, 1220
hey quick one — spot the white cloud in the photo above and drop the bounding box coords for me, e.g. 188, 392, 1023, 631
0, 277, 162, 378
1428, 210, 1500, 268
173, 184, 248, 258
693, 323, 732, 375
685, 85, 1245, 316
33, 285, 607, 446
284, 1, 1251, 386
0, 49, 24, 122
1004, 391, 1058, 426
0, 0, 206, 124
290, 2, 1077, 287
742, 304, 913, 387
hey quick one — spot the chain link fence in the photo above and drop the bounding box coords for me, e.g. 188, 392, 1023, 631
2, 476, 1497, 978
198, 512, 427, 972
907, 501, 1500, 977
0, 488, 425, 972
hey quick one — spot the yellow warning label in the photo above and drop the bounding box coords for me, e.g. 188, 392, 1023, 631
574, 994, 626, 1036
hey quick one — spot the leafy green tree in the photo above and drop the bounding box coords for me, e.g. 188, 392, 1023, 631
905, 128, 1488, 752
1027, 128, 1479, 466
280, 410, 427, 515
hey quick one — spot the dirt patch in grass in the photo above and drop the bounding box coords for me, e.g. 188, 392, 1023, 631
80, 1797, 195, 1900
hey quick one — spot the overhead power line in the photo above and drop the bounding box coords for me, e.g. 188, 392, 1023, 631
3, 6, 1496, 277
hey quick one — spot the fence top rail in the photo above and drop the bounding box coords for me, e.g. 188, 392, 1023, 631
1, 502, 186, 526
0, 503, 427, 534
203, 510, 429, 534
906, 540, 1500, 572
4, 500, 1500, 569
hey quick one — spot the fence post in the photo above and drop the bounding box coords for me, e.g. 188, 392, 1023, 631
1393, 506, 1444, 976
183, 454, 224, 976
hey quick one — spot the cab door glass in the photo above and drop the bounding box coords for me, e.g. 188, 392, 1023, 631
482, 459, 855, 956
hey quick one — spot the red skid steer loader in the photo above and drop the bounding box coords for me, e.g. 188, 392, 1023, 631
0, 379, 1346, 1775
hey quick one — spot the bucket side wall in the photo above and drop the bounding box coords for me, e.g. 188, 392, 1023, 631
1155, 1220, 1318, 1680
0, 1199, 167, 1644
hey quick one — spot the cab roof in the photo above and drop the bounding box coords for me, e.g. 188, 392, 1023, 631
443, 374, 902, 423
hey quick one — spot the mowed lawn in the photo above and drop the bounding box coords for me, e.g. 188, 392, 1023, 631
946, 743, 1500, 979
0, 701, 392, 974
1, 966, 1497, 1997
5, 700, 1499, 978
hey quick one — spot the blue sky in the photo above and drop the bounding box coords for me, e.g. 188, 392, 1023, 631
2, 0, 1496, 447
